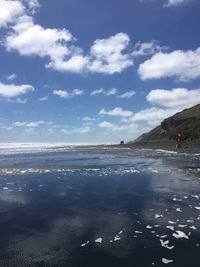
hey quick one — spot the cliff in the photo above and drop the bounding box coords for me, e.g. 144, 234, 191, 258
133, 104, 200, 143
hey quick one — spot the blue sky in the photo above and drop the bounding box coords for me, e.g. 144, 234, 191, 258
0, 0, 200, 143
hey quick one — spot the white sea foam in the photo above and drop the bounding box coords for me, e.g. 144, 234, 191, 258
81, 241, 90, 247
189, 226, 197, 230
155, 214, 163, 219
162, 258, 174, 264
156, 149, 178, 155
146, 225, 153, 229
176, 208, 183, 212
166, 226, 175, 231
95, 238, 102, 243
160, 239, 174, 250
173, 231, 189, 239
191, 195, 199, 199
168, 221, 176, 224
134, 231, 142, 234
114, 235, 121, 241
0, 142, 97, 155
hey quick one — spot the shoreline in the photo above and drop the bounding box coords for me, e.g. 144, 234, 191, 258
67, 141, 200, 155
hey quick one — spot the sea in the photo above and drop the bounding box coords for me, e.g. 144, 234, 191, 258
0, 143, 200, 267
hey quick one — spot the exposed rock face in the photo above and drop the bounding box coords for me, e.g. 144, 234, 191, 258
133, 104, 200, 143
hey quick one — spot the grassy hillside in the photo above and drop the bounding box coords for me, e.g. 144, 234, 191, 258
133, 104, 200, 143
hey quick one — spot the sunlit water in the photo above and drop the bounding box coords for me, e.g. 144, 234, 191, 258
0, 145, 200, 266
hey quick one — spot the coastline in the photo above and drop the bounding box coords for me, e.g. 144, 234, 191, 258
63, 141, 200, 155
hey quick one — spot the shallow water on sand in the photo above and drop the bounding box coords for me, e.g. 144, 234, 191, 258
0, 146, 200, 266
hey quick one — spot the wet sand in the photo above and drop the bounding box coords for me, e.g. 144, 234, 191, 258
0, 147, 199, 266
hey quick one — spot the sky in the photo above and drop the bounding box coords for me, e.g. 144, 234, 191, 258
0, 0, 200, 143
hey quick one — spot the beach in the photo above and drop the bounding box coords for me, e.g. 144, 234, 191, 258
0, 144, 199, 266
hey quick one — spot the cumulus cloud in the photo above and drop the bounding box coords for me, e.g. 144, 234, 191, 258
24, 0, 40, 14
132, 41, 166, 57
0, 82, 34, 97
89, 33, 133, 74
2, 0, 134, 76
53, 90, 69, 98
99, 107, 134, 117
47, 54, 89, 73
138, 48, 200, 81
90, 88, 118, 96
53, 89, 84, 99
118, 91, 136, 99
5, 15, 76, 63
129, 107, 177, 126
147, 88, 200, 109
0, 0, 24, 28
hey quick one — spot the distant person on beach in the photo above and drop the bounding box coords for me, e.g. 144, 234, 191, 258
176, 132, 182, 149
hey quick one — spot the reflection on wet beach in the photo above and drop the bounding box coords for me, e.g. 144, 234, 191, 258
0, 148, 199, 266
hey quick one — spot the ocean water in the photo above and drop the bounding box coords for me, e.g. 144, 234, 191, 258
0, 144, 200, 266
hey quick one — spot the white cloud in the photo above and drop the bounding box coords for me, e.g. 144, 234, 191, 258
138, 0, 191, 7
90, 88, 118, 96
7, 97, 28, 104
98, 120, 140, 133
118, 91, 136, 99
2, 0, 90, 75
12, 121, 52, 128
138, 48, 200, 81
165, 0, 189, 7
26, 121, 46, 127
53, 90, 69, 99
0, 124, 13, 131
89, 33, 133, 74
38, 96, 48, 101
133, 107, 174, 126
4, 10, 89, 74
132, 41, 166, 57
82, 117, 96, 122
98, 121, 115, 129
7, 73, 17, 81
53, 89, 84, 99
0, 0, 24, 28
90, 88, 104, 96
147, 88, 200, 109
24, 0, 40, 14
47, 54, 89, 74
2, 1, 135, 75
106, 88, 118, 96
12, 121, 26, 127
99, 107, 134, 117
72, 88, 84, 96
121, 88, 199, 127
60, 126, 91, 134
0, 82, 34, 97
3, 1, 133, 76
6, 16, 73, 58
